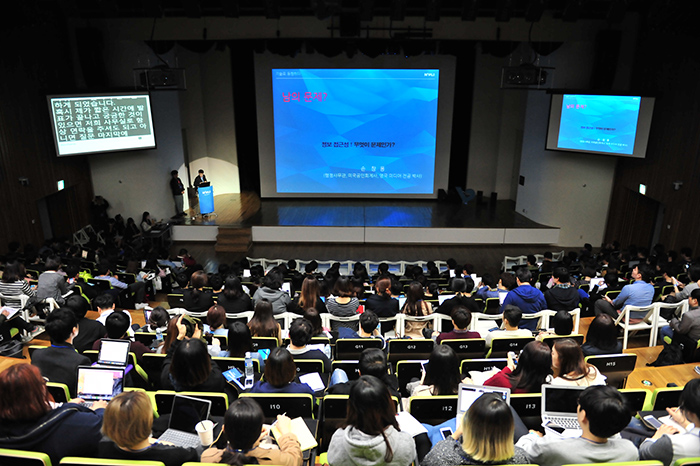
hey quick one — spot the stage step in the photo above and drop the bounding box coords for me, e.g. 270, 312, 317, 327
215, 227, 252, 253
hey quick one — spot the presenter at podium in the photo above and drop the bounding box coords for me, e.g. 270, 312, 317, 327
193, 169, 208, 188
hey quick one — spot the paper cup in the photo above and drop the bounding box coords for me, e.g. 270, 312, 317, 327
195, 420, 214, 446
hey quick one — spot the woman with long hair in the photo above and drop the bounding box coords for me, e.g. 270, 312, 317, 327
100, 391, 198, 466
552, 338, 606, 386
248, 299, 281, 344
290, 276, 327, 315
422, 393, 529, 466
409, 345, 463, 396
202, 398, 302, 466
328, 375, 416, 466
0, 260, 41, 338
402, 281, 433, 339
217, 275, 253, 314
183, 270, 214, 313
582, 314, 622, 356
484, 341, 553, 393
0, 364, 106, 464
219, 321, 265, 370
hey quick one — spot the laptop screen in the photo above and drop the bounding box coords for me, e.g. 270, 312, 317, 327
458, 384, 510, 415
76, 366, 124, 401
98, 339, 131, 366
169, 395, 212, 433
543, 385, 585, 416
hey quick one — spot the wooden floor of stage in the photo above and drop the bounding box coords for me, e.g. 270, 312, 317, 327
179, 192, 556, 230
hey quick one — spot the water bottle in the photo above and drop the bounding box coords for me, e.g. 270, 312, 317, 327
244, 352, 254, 389
155, 328, 163, 342
323, 344, 332, 360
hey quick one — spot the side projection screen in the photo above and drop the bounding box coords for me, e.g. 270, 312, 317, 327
47, 92, 156, 156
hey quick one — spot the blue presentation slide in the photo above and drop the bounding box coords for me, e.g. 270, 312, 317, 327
557, 94, 641, 155
271, 69, 439, 194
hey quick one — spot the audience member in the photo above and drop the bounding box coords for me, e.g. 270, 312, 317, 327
665, 264, 700, 303
544, 267, 580, 311
435, 277, 480, 317
136, 306, 170, 333
0, 260, 37, 309
422, 393, 528, 466
182, 270, 215, 313
0, 364, 106, 464
327, 375, 416, 466
502, 268, 546, 331
402, 281, 433, 339
484, 305, 532, 348
203, 304, 228, 336
62, 295, 103, 352
99, 391, 198, 466
581, 313, 622, 356
327, 348, 401, 398
326, 276, 361, 332
202, 398, 302, 466
216, 276, 253, 314
288, 276, 327, 315
252, 270, 291, 315
249, 347, 314, 395
408, 345, 464, 396
484, 341, 552, 393
551, 338, 606, 386
31, 308, 90, 397
93, 311, 153, 363
516, 385, 637, 466
286, 318, 331, 371
248, 299, 282, 344
640, 378, 700, 466
595, 264, 655, 319
364, 277, 400, 317
433, 307, 480, 343
36, 255, 74, 306
660, 289, 700, 343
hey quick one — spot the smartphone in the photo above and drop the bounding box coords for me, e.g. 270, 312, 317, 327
643, 415, 663, 430
439, 427, 453, 439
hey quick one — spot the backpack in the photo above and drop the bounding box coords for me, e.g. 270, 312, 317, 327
0, 339, 24, 358
648, 343, 685, 367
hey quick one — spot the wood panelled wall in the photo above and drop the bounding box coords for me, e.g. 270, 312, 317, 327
0, 6, 94, 249
604, 26, 700, 253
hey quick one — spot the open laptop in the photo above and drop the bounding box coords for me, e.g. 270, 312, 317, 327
97, 338, 131, 367
541, 385, 586, 430
76, 365, 125, 406
457, 383, 511, 416
158, 394, 212, 449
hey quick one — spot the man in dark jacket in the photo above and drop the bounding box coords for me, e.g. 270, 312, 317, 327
544, 267, 581, 311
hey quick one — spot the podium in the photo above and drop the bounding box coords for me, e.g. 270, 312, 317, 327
198, 185, 215, 215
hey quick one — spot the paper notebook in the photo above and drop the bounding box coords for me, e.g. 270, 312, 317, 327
271, 417, 318, 451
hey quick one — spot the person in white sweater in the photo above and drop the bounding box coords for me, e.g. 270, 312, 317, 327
516, 385, 638, 466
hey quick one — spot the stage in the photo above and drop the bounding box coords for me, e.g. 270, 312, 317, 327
171, 193, 559, 246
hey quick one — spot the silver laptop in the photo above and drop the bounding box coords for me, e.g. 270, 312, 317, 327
541, 385, 586, 430
76, 365, 125, 406
457, 383, 510, 416
438, 294, 455, 304
158, 394, 212, 449
97, 339, 131, 366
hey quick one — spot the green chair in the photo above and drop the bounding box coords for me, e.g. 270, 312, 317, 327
563, 462, 662, 466
673, 458, 700, 466
408, 395, 458, 425
651, 386, 683, 410
0, 448, 52, 466
240, 392, 314, 423
46, 382, 70, 403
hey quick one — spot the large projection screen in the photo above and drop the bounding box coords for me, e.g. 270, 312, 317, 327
255, 53, 456, 199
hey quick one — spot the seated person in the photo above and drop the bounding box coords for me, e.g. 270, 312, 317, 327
502, 268, 547, 331
422, 392, 528, 466
581, 314, 622, 356
160, 315, 224, 393
202, 398, 303, 466
99, 391, 198, 466
249, 347, 314, 396
640, 378, 700, 466
435, 277, 480, 317
202, 304, 227, 336
31, 308, 90, 398
94, 293, 133, 333
484, 305, 532, 348
252, 270, 291, 316
407, 345, 466, 397
327, 347, 401, 399
594, 264, 655, 319
136, 306, 170, 333
35, 255, 74, 306
484, 341, 552, 393
474, 273, 500, 301
337, 310, 386, 349
660, 289, 700, 343
433, 306, 480, 343
544, 267, 581, 311
516, 385, 637, 466
286, 318, 331, 372
65, 294, 105, 352
182, 270, 215, 314
94, 262, 147, 309
92, 311, 153, 363
364, 277, 399, 317
551, 338, 606, 387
